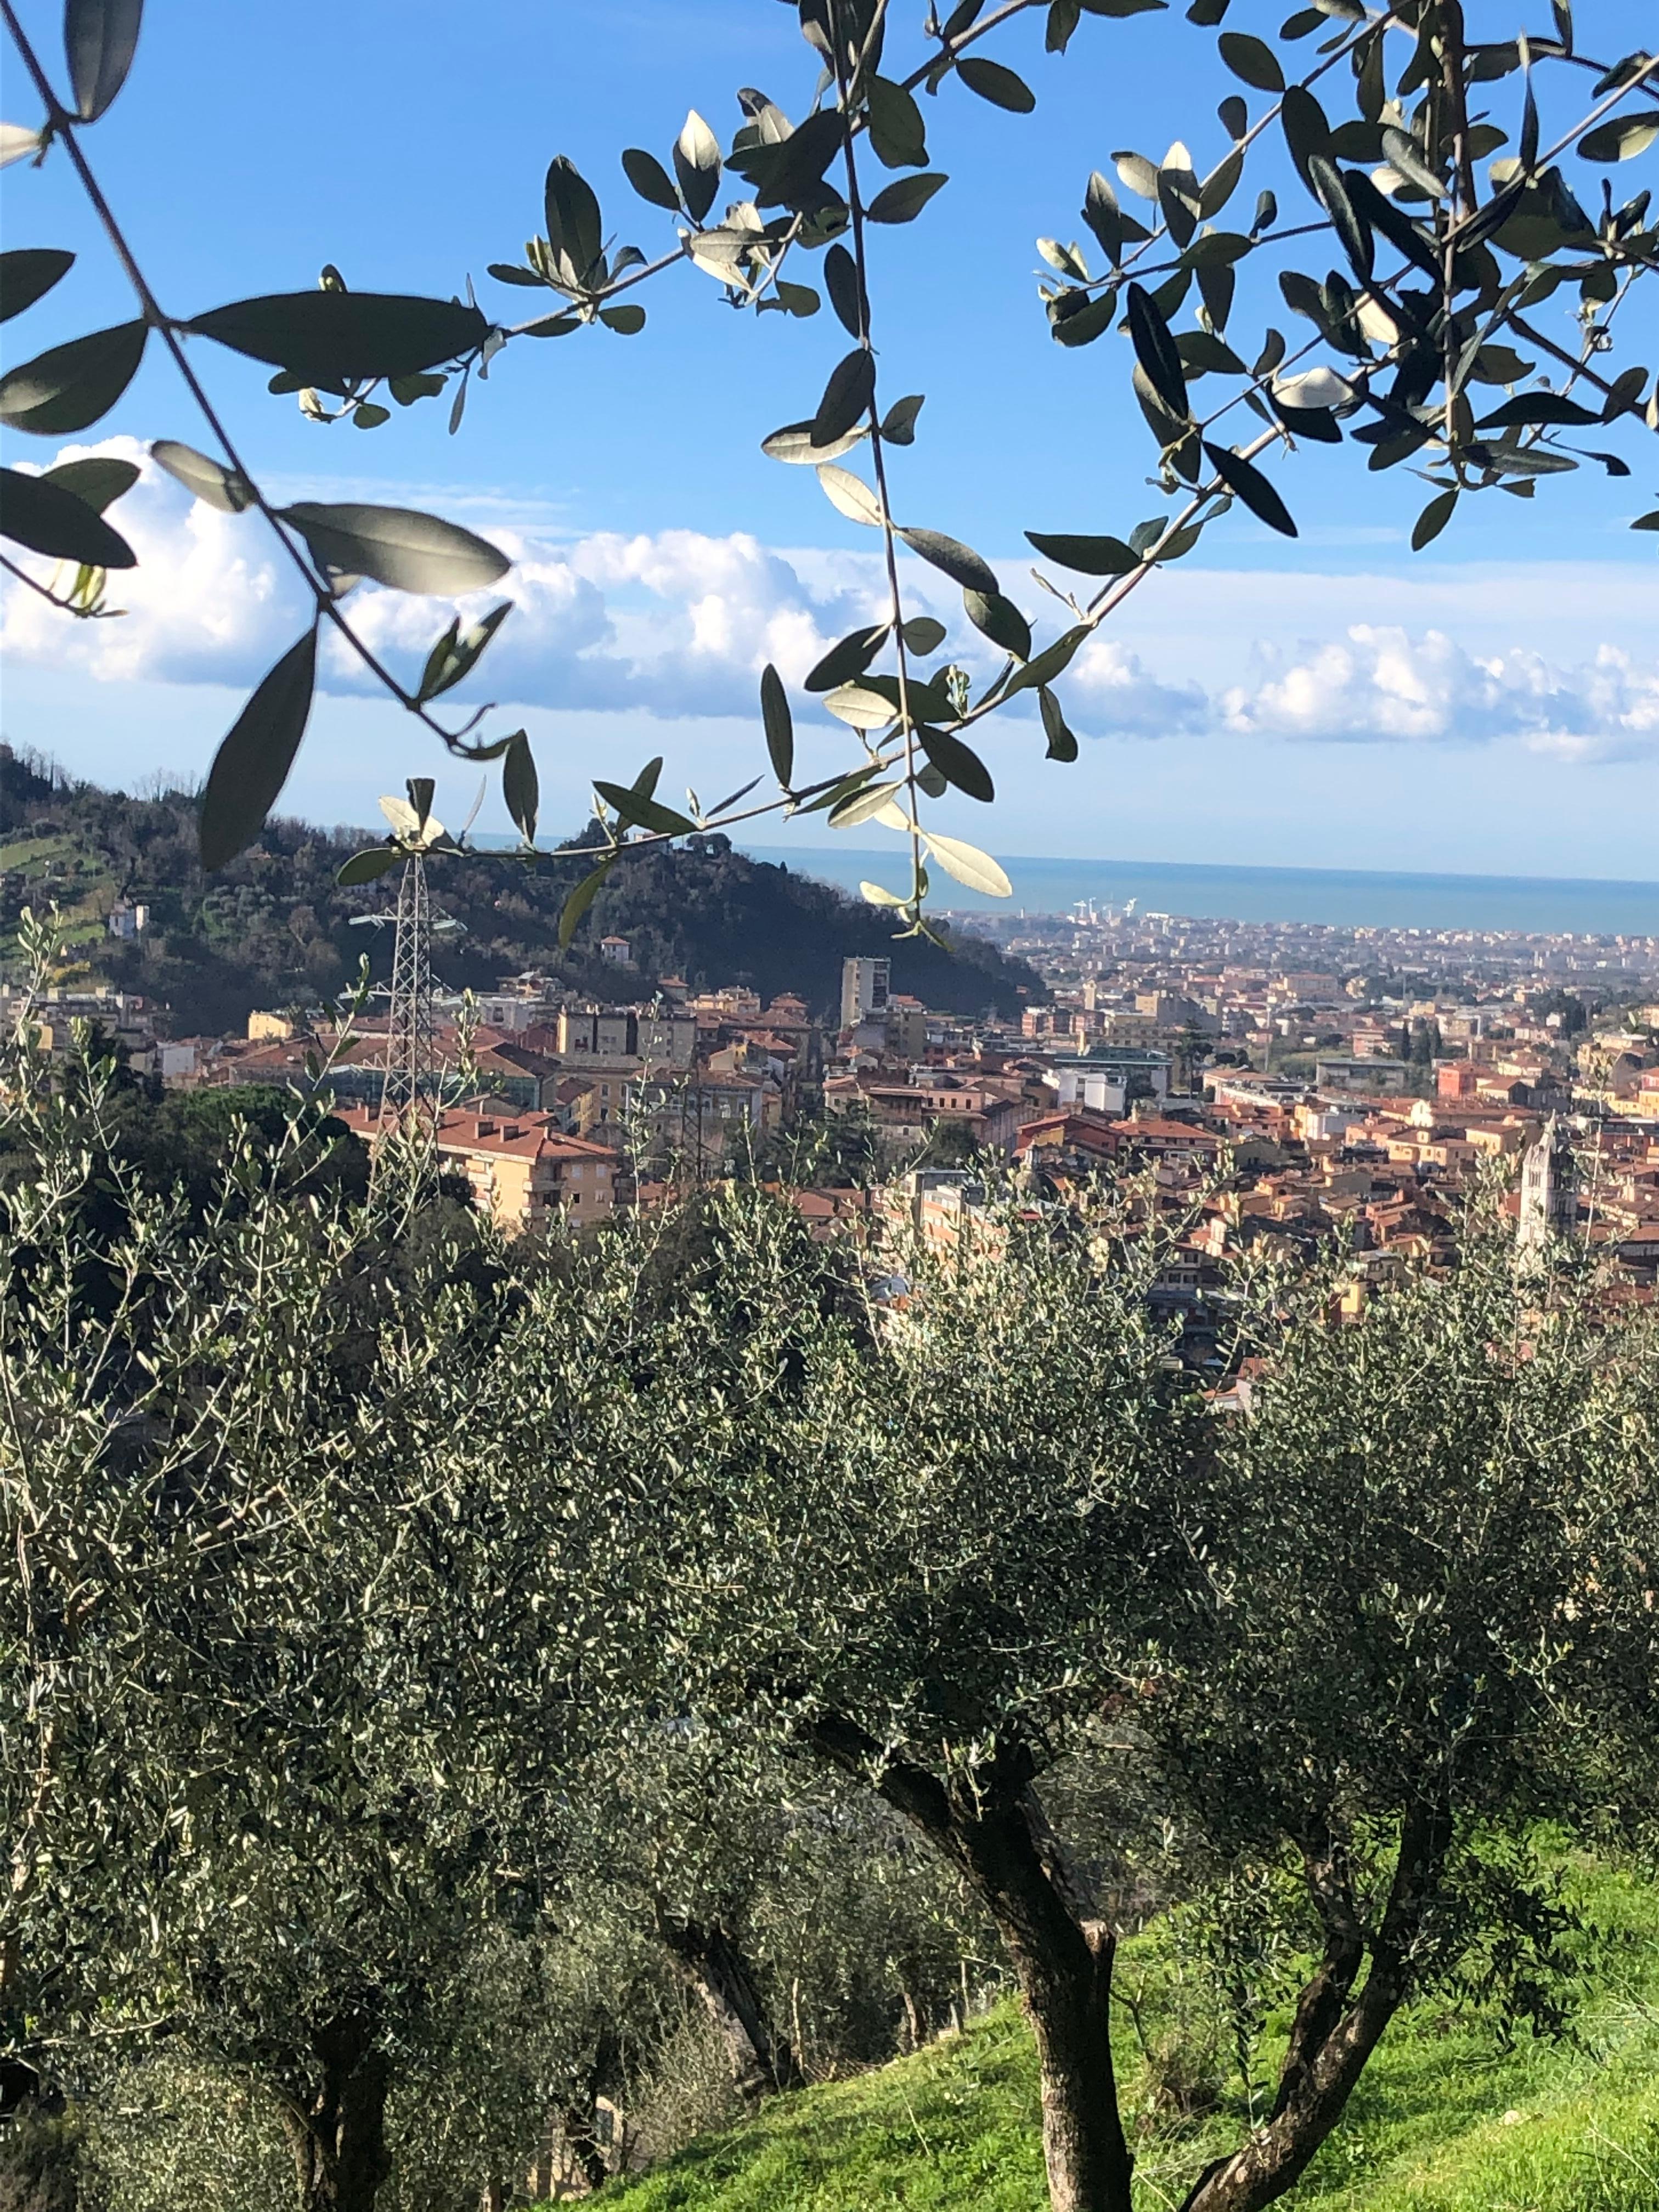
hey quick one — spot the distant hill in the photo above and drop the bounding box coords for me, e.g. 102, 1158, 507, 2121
0, 747, 1045, 1036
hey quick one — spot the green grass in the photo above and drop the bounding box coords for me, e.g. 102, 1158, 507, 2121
597, 1864, 1659, 2211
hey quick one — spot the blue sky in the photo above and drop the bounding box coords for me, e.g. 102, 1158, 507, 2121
2, 0, 1656, 881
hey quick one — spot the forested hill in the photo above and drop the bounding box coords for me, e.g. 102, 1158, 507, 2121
0, 748, 1043, 1036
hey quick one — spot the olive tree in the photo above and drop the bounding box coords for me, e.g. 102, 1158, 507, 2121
544, 1190, 1658, 2212
0, 1000, 602, 2212
2, 0, 1654, 936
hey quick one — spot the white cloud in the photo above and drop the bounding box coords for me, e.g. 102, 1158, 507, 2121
4, 443, 1655, 763
1221, 624, 1659, 761
1068, 636, 1207, 737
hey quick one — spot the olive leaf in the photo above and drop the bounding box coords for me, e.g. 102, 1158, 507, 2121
917, 725, 995, 802
65, 0, 143, 122
150, 439, 256, 513
417, 601, 513, 701
1, 465, 137, 568
1025, 529, 1141, 574
559, 857, 614, 948
1410, 487, 1457, 550
1124, 283, 1188, 423
622, 146, 681, 212
898, 527, 999, 595
1218, 30, 1283, 91
673, 111, 723, 221
1004, 623, 1090, 695
1307, 156, 1372, 282
806, 624, 889, 691
1039, 685, 1079, 760
813, 349, 877, 445
1578, 115, 1658, 164
336, 847, 403, 887
592, 780, 696, 837
544, 155, 603, 285
816, 463, 884, 526
962, 589, 1031, 660
957, 58, 1036, 112
187, 293, 487, 391
824, 244, 866, 338
0, 320, 148, 435
1476, 393, 1601, 429
867, 173, 949, 223
763, 419, 866, 464
866, 75, 928, 168
0, 247, 75, 323
503, 731, 539, 844
902, 614, 947, 655
881, 393, 926, 444
1203, 442, 1297, 535
279, 503, 512, 594
760, 663, 794, 786
923, 832, 1012, 897
828, 779, 905, 830
40, 455, 139, 512
199, 627, 319, 871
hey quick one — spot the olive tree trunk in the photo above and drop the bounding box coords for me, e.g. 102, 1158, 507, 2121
1177, 1804, 1450, 2212
811, 1718, 1136, 2212
277, 2013, 393, 2212
655, 1910, 805, 2102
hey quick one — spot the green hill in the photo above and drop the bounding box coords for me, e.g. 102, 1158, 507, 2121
0, 747, 1043, 1035
599, 1861, 1658, 2212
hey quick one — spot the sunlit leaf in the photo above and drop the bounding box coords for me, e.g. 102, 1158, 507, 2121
816, 463, 883, 526
923, 833, 1012, 897
279, 502, 511, 594
150, 438, 255, 514
0, 320, 148, 435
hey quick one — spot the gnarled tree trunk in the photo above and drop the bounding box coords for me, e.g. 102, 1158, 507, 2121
811, 1717, 1135, 2212
277, 2012, 393, 2212
1177, 1804, 1450, 2212
655, 1910, 804, 2102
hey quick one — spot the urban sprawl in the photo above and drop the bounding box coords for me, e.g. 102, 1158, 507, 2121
13, 898, 1659, 1338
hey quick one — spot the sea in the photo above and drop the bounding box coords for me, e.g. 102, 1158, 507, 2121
738, 848, 1659, 938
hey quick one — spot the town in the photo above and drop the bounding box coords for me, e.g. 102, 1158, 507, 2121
13, 888, 1657, 1330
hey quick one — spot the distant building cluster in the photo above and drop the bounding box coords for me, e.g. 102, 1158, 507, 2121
8, 902, 1657, 1304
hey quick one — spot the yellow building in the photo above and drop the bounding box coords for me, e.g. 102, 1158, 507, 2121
336, 1106, 618, 1231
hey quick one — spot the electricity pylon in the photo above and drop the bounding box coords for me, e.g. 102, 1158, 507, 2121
381, 850, 435, 1116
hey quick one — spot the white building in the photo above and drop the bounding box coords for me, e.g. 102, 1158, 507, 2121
840, 956, 890, 1033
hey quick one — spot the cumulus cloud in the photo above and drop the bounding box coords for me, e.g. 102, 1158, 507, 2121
4, 444, 1655, 763
1068, 636, 1208, 737
1221, 624, 1659, 761
0, 439, 882, 719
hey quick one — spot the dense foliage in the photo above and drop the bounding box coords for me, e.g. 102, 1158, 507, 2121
3, 994, 1654, 2212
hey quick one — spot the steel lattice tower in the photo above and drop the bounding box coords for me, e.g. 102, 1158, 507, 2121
380, 853, 435, 1116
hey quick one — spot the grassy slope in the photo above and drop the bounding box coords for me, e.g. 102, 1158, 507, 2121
599, 1865, 1659, 2212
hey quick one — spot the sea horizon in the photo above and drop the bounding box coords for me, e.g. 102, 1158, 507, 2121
737, 847, 1659, 937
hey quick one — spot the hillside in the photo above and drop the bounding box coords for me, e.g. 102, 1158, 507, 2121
601, 1861, 1659, 2212
0, 747, 1043, 1035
